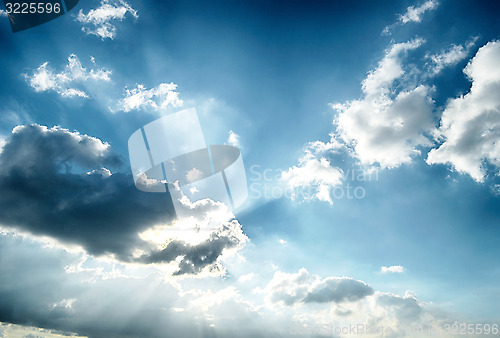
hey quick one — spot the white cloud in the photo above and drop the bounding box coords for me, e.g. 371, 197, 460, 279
25, 54, 111, 98
186, 168, 203, 182
279, 239, 287, 245
333, 39, 435, 168
383, 0, 439, 35
0, 231, 258, 337
0, 322, 86, 337
238, 273, 256, 283
227, 130, 240, 147
399, 0, 439, 24
0, 231, 467, 338
426, 37, 478, 75
75, 0, 138, 40
10, 124, 113, 160
115, 83, 183, 112
137, 185, 249, 276
381, 265, 405, 274
0, 137, 5, 155
262, 268, 373, 306
281, 144, 343, 204
0, 9, 7, 17
427, 41, 500, 181
86, 167, 112, 178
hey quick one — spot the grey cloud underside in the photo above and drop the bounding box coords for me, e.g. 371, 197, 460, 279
0, 170, 171, 258
0, 124, 242, 274
302, 277, 374, 304
377, 293, 422, 323
139, 222, 244, 275
266, 269, 374, 306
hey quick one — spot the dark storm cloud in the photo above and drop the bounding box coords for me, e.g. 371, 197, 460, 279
0, 124, 245, 273
0, 124, 175, 259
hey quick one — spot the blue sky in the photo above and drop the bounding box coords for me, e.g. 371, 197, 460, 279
0, 0, 500, 337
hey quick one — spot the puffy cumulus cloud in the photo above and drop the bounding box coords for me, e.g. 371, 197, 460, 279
227, 130, 240, 147
255, 269, 462, 338
262, 268, 374, 306
114, 83, 183, 113
25, 54, 111, 98
376, 291, 422, 324
0, 124, 247, 276
380, 265, 405, 274
333, 40, 435, 168
426, 37, 478, 75
285, 292, 455, 338
427, 41, 500, 181
75, 0, 138, 40
281, 137, 344, 204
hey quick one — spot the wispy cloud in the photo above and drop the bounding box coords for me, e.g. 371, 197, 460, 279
399, 0, 439, 24
383, 0, 439, 35
75, 0, 138, 40
115, 83, 183, 112
426, 37, 478, 75
0, 137, 6, 155
25, 54, 111, 98
238, 273, 256, 283
381, 265, 405, 273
